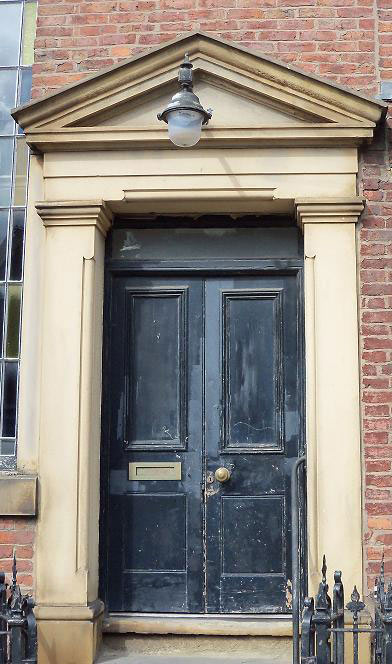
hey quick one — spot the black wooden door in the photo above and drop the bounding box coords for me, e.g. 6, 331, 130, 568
103, 270, 302, 614
204, 275, 300, 613
105, 276, 204, 613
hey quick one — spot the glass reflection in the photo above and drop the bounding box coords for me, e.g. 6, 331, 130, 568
0, 137, 13, 206
19, 67, 32, 105
2, 361, 17, 437
10, 209, 24, 281
0, 210, 8, 281
6, 284, 21, 359
0, 284, 5, 354
0, 70, 17, 135
111, 227, 300, 260
0, 439, 15, 455
0, 3, 22, 66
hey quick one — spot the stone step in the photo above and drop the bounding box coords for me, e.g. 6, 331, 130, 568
96, 656, 285, 664
96, 635, 292, 664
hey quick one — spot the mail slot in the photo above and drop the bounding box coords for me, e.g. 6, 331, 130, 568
129, 462, 181, 481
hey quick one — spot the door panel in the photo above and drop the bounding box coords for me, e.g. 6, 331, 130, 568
204, 275, 300, 613
221, 289, 284, 451
125, 288, 187, 449
106, 276, 204, 613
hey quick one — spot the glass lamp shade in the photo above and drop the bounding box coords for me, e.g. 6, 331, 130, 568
167, 109, 203, 147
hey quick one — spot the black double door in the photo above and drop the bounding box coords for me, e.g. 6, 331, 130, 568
104, 271, 302, 614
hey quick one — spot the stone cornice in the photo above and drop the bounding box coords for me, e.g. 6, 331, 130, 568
295, 197, 365, 230
24, 124, 375, 153
36, 200, 113, 236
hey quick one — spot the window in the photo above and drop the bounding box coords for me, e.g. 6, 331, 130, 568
0, 0, 36, 467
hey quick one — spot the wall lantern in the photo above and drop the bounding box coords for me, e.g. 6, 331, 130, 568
157, 53, 212, 148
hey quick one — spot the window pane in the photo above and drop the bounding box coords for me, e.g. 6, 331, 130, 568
0, 69, 17, 135
22, 2, 37, 66
2, 360, 17, 437
10, 209, 24, 280
18, 68, 32, 134
6, 283, 21, 358
19, 67, 32, 105
0, 284, 5, 355
12, 136, 28, 205
0, 137, 13, 206
0, 439, 15, 455
0, 3, 22, 66
111, 226, 301, 259
0, 210, 8, 281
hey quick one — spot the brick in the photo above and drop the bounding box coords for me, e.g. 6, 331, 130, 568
367, 502, 392, 516
362, 364, 378, 375
367, 474, 392, 487
111, 45, 134, 56
362, 325, 391, 336
13, 575, 33, 588
0, 531, 34, 545
365, 445, 392, 458
15, 546, 34, 559
364, 405, 390, 416
364, 431, 389, 445
0, 545, 14, 558
366, 488, 391, 500
366, 460, 392, 472
0, 559, 33, 573
368, 517, 392, 530
362, 351, 388, 362
363, 338, 392, 350
79, 2, 118, 13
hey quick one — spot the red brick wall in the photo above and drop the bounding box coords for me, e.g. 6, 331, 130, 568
32, 0, 384, 98
360, 0, 392, 590
0, 519, 34, 593
31, 0, 392, 593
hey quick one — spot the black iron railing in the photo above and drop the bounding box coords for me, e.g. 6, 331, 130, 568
0, 555, 37, 664
291, 458, 392, 664
300, 556, 392, 664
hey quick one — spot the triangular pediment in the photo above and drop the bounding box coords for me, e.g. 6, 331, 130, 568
12, 32, 386, 151
86, 77, 318, 129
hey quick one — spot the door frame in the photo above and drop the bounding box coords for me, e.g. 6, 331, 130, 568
22, 192, 365, 659
99, 236, 307, 617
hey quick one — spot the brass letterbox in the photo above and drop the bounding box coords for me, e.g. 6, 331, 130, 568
128, 461, 181, 481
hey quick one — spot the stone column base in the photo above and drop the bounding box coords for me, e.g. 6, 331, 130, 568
35, 600, 104, 664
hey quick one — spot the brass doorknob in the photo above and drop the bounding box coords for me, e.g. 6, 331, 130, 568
215, 467, 231, 483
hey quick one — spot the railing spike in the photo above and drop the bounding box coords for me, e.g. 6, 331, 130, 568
0, 556, 37, 662
322, 554, 327, 583
12, 548, 17, 591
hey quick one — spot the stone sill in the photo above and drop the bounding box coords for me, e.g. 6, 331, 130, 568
0, 474, 37, 516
